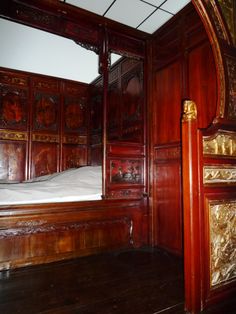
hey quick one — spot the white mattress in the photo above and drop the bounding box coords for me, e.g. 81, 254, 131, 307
0, 166, 102, 205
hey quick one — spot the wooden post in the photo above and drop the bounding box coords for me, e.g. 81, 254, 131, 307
182, 100, 202, 313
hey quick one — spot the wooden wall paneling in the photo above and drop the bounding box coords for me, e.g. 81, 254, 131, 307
0, 140, 26, 181
0, 68, 29, 181
150, 3, 218, 255
89, 84, 103, 166
62, 81, 89, 168
188, 42, 217, 129
31, 142, 59, 178
152, 61, 182, 145
153, 144, 182, 254
121, 62, 144, 143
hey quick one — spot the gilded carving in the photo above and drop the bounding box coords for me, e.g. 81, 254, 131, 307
226, 56, 236, 119
32, 134, 59, 143
204, 166, 236, 183
182, 100, 197, 121
0, 130, 27, 141
209, 201, 236, 287
218, 0, 236, 45
203, 131, 236, 156
0, 74, 27, 86
63, 135, 87, 145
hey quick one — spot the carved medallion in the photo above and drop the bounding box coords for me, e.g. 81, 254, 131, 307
209, 201, 236, 287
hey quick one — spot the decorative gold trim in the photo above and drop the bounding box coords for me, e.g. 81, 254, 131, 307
32, 133, 59, 143
204, 165, 236, 183
203, 131, 236, 156
63, 135, 87, 145
0, 130, 28, 141
209, 201, 236, 287
182, 100, 197, 122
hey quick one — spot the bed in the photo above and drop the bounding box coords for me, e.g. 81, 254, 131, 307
0, 166, 102, 205
0, 58, 146, 270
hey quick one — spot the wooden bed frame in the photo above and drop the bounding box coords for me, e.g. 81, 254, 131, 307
0, 0, 147, 270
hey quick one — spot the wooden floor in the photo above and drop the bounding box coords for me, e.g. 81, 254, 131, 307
0, 248, 235, 314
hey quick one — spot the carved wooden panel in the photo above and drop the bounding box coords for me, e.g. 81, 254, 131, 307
121, 68, 143, 142
64, 96, 87, 133
0, 87, 28, 130
203, 130, 236, 157
0, 141, 26, 181
153, 145, 182, 254
107, 82, 120, 141
33, 92, 59, 131
31, 142, 58, 177
62, 145, 87, 169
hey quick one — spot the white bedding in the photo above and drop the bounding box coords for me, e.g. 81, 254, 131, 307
0, 166, 102, 205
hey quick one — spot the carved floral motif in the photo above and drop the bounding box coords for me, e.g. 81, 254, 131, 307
209, 201, 236, 287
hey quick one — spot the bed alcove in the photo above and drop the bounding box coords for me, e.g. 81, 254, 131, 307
1, 1, 236, 313
0, 4, 148, 270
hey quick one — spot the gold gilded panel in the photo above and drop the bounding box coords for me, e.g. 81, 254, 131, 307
63, 135, 87, 145
204, 165, 236, 183
32, 133, 59, 143
209, 201, 236, 287
0, 130, 28, 141
203, 131, 236, 156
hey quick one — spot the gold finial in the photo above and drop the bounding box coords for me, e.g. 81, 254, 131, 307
182, 100, 197, 122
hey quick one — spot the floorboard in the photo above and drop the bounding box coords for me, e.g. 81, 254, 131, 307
0, 248, 184, 314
